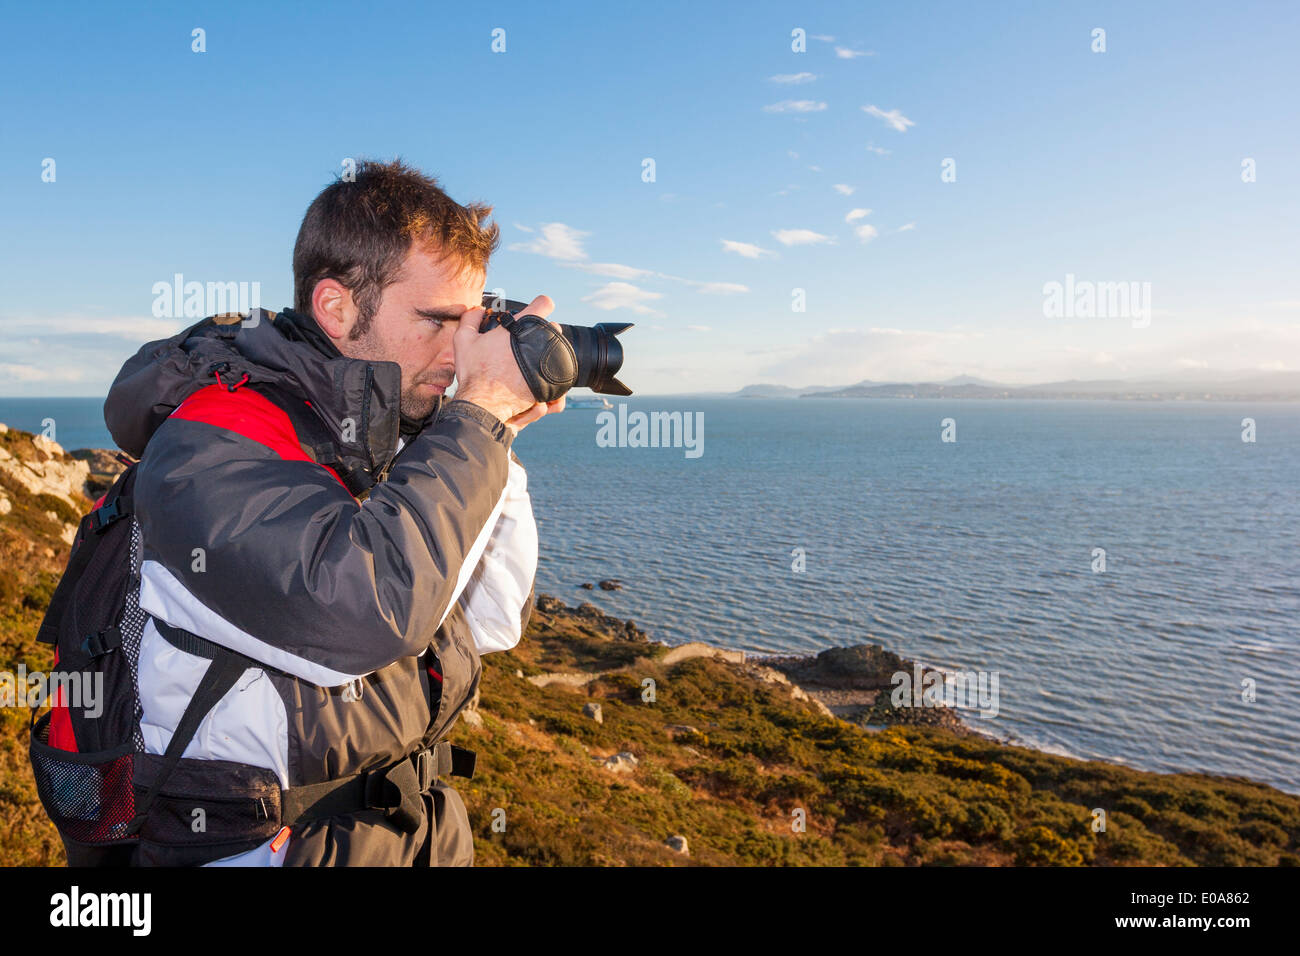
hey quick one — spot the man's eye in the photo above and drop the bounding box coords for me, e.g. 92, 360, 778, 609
425, 317, 444, 329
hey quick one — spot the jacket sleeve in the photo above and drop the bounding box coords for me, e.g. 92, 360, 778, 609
133, 384, 515, 686
456, 450, 538, 654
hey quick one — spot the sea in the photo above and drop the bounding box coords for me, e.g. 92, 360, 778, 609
2, 395, 1297, 794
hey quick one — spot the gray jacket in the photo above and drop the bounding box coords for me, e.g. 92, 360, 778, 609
103, 308, 537, 865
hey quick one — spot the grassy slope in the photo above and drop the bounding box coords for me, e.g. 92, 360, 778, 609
0, 423, 1296, 866
451, 602, 1300, 866
0, 429, 80, 866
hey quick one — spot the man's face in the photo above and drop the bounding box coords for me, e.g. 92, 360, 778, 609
335, 247, 484, 421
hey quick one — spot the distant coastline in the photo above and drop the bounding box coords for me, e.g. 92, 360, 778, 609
729, 372, 1300, 403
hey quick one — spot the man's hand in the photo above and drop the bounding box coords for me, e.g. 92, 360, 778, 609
453, 294, 566, 435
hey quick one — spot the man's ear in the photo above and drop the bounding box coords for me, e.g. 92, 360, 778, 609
310, 279, 357, 343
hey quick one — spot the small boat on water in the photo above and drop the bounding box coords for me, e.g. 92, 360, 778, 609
567, 395, 613, 409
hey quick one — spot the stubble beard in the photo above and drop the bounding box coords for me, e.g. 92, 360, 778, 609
401, 386, 439, 422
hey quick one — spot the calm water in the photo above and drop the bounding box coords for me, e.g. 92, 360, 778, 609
3, 396, 1298, 793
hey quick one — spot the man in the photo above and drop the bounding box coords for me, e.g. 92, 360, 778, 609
103, 159, 559, 865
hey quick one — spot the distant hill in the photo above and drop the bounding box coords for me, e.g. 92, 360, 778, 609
732, 371, 1300, 402
806, 382, 1016, 400
732, 383, 844, 399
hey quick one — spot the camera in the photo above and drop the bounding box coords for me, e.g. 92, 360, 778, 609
479, 294, 632, 403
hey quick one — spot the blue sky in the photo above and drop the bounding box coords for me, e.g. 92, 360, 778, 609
1, 0, 1297, 396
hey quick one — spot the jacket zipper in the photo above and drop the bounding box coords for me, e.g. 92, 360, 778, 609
373, 390, 441, 485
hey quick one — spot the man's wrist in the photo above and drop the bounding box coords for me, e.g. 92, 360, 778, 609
440, 398, 513, 446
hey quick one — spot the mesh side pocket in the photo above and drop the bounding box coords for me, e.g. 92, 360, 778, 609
29, 710, 137, 846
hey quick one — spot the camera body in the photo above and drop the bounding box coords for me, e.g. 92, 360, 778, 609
479, 294, 632, 402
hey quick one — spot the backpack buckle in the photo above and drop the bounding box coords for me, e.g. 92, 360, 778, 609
90, 498, 126, 533
414, 747, 435, 791
80, 626, 121, 659
363, 760, 422, 834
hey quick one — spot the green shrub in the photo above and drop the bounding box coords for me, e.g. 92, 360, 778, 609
1015, 825, 1086, 866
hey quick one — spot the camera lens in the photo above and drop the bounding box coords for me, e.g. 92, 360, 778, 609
480, 295, 632, 396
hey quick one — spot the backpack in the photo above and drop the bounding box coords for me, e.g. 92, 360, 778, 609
28, 383, 476, 867
29, 456, 152, 864
29, 458, 267, 866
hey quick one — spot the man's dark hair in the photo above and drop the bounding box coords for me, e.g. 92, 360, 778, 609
293, 159, 500, 338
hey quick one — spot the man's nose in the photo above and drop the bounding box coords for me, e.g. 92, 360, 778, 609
437, 332, 458, 369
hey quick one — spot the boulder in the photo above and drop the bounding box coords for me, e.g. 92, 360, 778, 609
582, 702, 604, 724
31, 434, 65, 457
601, 752, 638, 774
0, 436, 91, 510
70, 448, 128, 498
535, 594, 565, 613
766, 643, 907, 691
665, 835, 689, 855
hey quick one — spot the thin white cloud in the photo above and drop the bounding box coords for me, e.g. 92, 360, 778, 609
810, 34, 836, 42
1, 315, 186, 341
580, 282, 663, 314
571, 262, 654, 280
661, 274, 750, 295
862, 105, 915, 132
508, 224, 749, 307
772, 229, 833, 246
854, 224, 880, 243
693, 283, 749, 295
763, 100, 827, 113
507, 222, 589, 260
835, 47, 874, 59
512, 222, 534, 233
866, 144, 891, 156
808, 165, 823, 173
845, 208, 872, 223
897, 222, 916, 232
770, 72, 816, 84
686, 325, 712, 332
833, 184, 855, 196
0, 362, 87, 383
721, 239, 777, 259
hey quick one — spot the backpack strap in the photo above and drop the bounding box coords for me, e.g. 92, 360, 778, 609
36, 467, 136, 647
147, 619, 477, 835
280, 741, 477, 835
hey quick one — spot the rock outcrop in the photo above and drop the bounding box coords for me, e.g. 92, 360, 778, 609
0, 431, 92, 511
759, 644, 967, 733
68, 448, 129, 499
